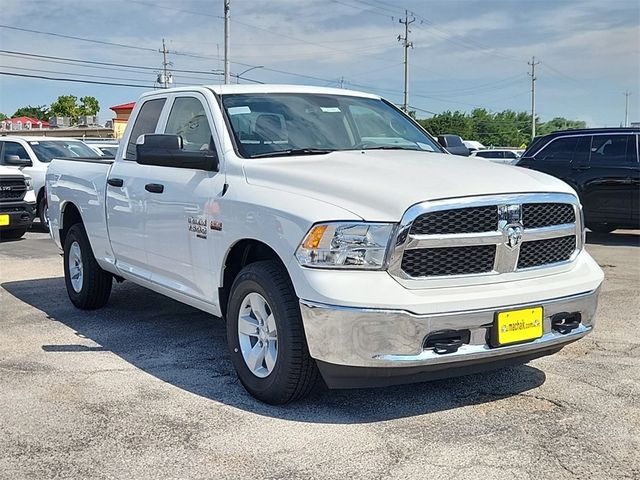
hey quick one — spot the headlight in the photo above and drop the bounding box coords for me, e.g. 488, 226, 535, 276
296, 222, 394, 269
25, 177, 33, 190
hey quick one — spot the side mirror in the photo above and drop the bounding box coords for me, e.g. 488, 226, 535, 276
135, 134, 219, 171
5, 155, 32, 167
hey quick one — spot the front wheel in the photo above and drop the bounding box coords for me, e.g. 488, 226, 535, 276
63, 223, 112, 309
226, 261, 319, 404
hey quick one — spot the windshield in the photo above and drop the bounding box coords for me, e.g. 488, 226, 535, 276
221, 93, 442, 158
28, 140, 100, 163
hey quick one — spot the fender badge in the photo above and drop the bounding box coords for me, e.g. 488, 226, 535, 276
210, 220, 223, 231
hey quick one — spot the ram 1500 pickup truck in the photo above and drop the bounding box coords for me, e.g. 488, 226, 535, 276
47, 85, 604, 404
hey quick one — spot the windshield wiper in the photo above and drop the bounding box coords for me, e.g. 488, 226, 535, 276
250, 148, 334, 159
359, 145, 422, 151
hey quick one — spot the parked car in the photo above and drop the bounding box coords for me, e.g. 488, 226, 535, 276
0, 136, 101, 229
437, 134, 470, 156
47, 85, 603, 404
517, 128, 639, 233
84, 140, 119, 157
463, 140, 486, 152
0, 165, 36, 240
470, 148, 522, 165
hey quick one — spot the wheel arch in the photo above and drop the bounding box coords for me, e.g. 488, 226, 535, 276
219, 238, 291, 319
59, 201, 84, 247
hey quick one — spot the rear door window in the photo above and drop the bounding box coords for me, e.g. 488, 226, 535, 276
125, 98, 166, 160
590, 134, 635, 165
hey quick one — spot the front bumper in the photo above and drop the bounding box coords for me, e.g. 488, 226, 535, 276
0, 202, 36, 229
300, 288, 599, 388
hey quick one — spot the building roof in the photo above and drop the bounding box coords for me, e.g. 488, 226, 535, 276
3, 116, 49, 127
110, 102, 136, 112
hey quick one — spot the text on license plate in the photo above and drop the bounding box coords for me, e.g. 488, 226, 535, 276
0, 214, 9, 226
496, 307, 543, 345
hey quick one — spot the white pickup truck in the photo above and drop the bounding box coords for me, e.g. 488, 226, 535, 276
47, 85, 604, 404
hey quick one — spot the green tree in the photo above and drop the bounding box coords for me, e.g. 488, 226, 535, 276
12, 105, 50, 121
0, 112, 7, 121
78, 96, 100, 116
49, 95, 79, 121
537, 117, 587, 136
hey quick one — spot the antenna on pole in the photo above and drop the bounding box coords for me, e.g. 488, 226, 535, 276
398, 10, 415, 113
224, 0, 230, 84
157, 38, 174, 88
528, 56, 540, 139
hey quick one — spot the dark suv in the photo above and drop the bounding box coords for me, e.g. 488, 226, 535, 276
517, 128, 639, 233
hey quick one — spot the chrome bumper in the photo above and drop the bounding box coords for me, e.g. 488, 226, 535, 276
300, 289, 599, 369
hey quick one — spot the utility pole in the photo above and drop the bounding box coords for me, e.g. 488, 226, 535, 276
339, 76, 344, 88
224, 0, 230, 84
528, 56, 540, 139
624, 90, 632, 127
158, 38, 173, 88
398, 10, 415, 112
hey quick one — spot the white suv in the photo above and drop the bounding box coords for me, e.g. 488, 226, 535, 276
0, 136, 100, 228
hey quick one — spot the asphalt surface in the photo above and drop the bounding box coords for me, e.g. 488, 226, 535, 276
1, 227, 639, 480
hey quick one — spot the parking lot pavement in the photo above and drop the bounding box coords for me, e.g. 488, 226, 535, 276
1, 230, 638, 480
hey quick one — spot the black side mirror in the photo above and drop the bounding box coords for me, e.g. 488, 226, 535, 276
135, 134, 219, 171
5, 155, 32, 167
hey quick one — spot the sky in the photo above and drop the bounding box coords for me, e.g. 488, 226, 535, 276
0, 0, 639, 127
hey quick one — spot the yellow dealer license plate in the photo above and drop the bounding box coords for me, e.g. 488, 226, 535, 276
0, 214, 9, 226
494, 307, 543, 346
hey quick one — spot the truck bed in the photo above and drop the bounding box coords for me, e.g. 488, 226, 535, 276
46, 157, 114, 263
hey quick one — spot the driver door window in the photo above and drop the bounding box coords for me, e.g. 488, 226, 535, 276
2, 142, 30, 163
164, 97, 216, 153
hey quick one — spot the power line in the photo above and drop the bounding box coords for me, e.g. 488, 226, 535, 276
0, 71, 155, 88
0, 50, 220, 76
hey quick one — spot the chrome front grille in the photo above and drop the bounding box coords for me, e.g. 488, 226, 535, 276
401, 245, 496, 277
522, 203, 575, 228
410, 206, 497, 235
388, 193, 582, 286
0, 178, 27, 202
517, 235, 576, 269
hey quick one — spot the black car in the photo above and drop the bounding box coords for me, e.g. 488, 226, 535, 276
517, 128, 639, 233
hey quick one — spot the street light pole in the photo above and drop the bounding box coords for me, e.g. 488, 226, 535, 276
235, 65, 264, 84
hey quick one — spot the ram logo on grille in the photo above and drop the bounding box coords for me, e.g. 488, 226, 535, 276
499, 204, 523, 250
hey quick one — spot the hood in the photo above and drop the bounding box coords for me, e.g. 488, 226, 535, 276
243, 150, 576, 220
0, 165, 26, 177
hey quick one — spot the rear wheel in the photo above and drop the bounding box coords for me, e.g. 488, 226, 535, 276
588, 223, 616, 234
226, 260, 319, 404
0, 227, 27, 240
63, 223, 112, 309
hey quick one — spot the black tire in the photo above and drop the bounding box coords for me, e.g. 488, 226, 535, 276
588, 223, 616, 234
0, 227, 27, 240
226, 260, 319, 404
38, 196, 49, 231
63, 223, 112, 310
